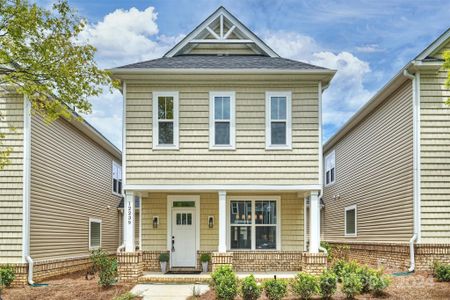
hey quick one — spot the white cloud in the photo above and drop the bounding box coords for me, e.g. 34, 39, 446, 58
355, 44, 384, 53
263, 31, 374, 139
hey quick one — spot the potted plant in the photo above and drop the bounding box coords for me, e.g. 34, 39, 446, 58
159, 253, 169, 273
200, 253, 211, 273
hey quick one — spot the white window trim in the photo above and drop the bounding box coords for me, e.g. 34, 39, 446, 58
344, 205, 357, 237
89, 218, 102, 250
226, 196, 281, 251
265, 91, 292, 150
112, 161, 122, 196
152, 91, 179, 150
325, 150, 336, 187
209, 91, 236, 150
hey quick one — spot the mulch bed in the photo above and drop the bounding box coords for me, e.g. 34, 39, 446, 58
190, 272, 450, 300
1, 271, 138, 300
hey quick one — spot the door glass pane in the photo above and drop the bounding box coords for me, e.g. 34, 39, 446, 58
230, 226, 251, 249
215, 122, 230, 145
158, 122, 174, 144
187, 213, 192, 225
346, 209, 356, 234
176, 213, 181, 225
230, 201, 252, 224
271, 122, 286, 145
173, 201, 195, 207
182, 213, 186, 225
256, 226, 276, 249
255, 201, 276, 224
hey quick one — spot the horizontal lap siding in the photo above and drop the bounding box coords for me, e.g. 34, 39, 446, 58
125, 75, 319, 185
30, 115, 121, 259
420, 43, 450, 243
0, 93, 24, 263
323, 81, 414, 242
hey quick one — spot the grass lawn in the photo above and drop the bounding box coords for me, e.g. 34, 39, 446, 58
1, 271, 140, 300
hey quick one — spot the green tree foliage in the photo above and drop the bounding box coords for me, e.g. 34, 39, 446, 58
444, 50, 450, 105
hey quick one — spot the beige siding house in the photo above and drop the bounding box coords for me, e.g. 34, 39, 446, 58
111, 7, 335, 277
0, 95, 122, 284
323, 28, 450, 271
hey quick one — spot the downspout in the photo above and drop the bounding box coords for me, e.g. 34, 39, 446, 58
25, 256, 34, 285
403, 68, 421, 272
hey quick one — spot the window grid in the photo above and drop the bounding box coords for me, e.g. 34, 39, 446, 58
152, 91, 179, 149
209, 92, 235, 149
266, 92, 292, 149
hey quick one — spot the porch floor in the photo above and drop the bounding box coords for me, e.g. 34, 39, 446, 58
139, 271, 298, 284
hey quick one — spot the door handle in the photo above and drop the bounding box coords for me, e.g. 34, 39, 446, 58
171, 235, 175, 252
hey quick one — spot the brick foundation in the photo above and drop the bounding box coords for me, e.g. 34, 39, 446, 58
211, 252, 234, 271
117, 251, 143, 282
233, 251, 304, 272
327, 241, 450, 271
302, 253, 327, 275
142, 251, 169, 272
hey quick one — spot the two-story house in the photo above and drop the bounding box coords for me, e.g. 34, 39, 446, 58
322, 28, 450, 272
111, 7, 335, 278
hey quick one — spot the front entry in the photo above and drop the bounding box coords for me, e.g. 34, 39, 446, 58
171, 207, 197, 267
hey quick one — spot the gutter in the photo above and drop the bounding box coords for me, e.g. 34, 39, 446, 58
403, 68, 421, 272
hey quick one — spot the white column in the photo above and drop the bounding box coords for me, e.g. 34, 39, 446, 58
218, 191, 227, 253
124, 191, 135, 252
309, 191, 320, 253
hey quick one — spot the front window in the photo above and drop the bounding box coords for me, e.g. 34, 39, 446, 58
266, 92, 292, 149
210, 92, 235, 149
112, 161, 122, 195
229, 198, 279, 250
325, 150, 336, 186
153, 92, 179, 149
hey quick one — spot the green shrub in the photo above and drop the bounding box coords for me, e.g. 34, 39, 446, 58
90, 249, 117, 287
241, 274, 261, 300
320, 241, 333, 261
369, 271, 391, 296
319, 269, 337, 299
356, 265, 376, 293
210, 265, 238, 300
113, 292, 136, 300
291, 272, 319, 300
432, 261, 450, 282
341, 272, 363, 299
159, 253, 170, 262
200, 253, 211, 263
333, 259, 359, 282
0, 265, 16, 288
263, 278, 288, 300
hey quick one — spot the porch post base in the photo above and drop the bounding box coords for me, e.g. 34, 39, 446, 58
211, 252, 234, 271
118, 251, 143, 282
302, 252, 327, 275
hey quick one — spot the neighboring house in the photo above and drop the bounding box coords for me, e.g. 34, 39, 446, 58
0, 92, 122, 285
322, 28, 450, 271
110, 6, 335, 278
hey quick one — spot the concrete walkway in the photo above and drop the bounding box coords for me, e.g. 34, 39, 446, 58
130, 283, 210, 300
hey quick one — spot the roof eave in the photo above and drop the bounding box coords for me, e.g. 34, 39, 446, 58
109, 67, 336, 75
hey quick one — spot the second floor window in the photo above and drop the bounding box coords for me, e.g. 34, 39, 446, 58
153, 92, 179, 149
209, 92, 235, 149
112, 161, 122, 195
325, 150, 335, 186
266, 92, 292, 149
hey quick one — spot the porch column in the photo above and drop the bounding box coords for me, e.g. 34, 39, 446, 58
218, 191, 227, 252
309, 191, 320, 253
124, 191, 135, 252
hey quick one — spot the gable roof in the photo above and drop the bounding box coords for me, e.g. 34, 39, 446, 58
324, 27, 450, 153
117, 55, 327, 70
164, 6, 279, 57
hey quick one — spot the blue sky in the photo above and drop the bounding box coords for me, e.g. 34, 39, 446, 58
42, 0, 450, 147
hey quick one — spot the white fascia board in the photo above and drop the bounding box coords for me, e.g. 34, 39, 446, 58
415, 28, 450, 60
125, 184, 321, 192
109, 68, 336, 76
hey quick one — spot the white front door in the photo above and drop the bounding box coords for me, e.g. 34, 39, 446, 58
171, 208, 196, 267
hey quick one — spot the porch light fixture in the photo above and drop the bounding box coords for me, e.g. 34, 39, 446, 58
153, 216, 159, 229
208, 216, 214, 228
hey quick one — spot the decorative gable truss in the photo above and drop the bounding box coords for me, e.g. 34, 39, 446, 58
164, 6, 279, 57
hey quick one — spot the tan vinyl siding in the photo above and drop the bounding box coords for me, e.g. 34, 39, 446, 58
0, 92, 24, 263
141, 192, 304, 251
125, 74, 320, 185
323, 81, 414, 242
29, 114, 121, 259
420, 42, 450, 243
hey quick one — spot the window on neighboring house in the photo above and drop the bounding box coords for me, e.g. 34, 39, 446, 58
153, 92, 179, 149
325, 150, 335, 186
266, 92, 292, 149
229, 198, 279, 250
89, 218, 102, 249
345, 205, 357, 236
209, 92, 235, 149
112, 161, 122, 195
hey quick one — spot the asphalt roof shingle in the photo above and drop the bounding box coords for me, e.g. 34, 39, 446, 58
116, 55, 327, 70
